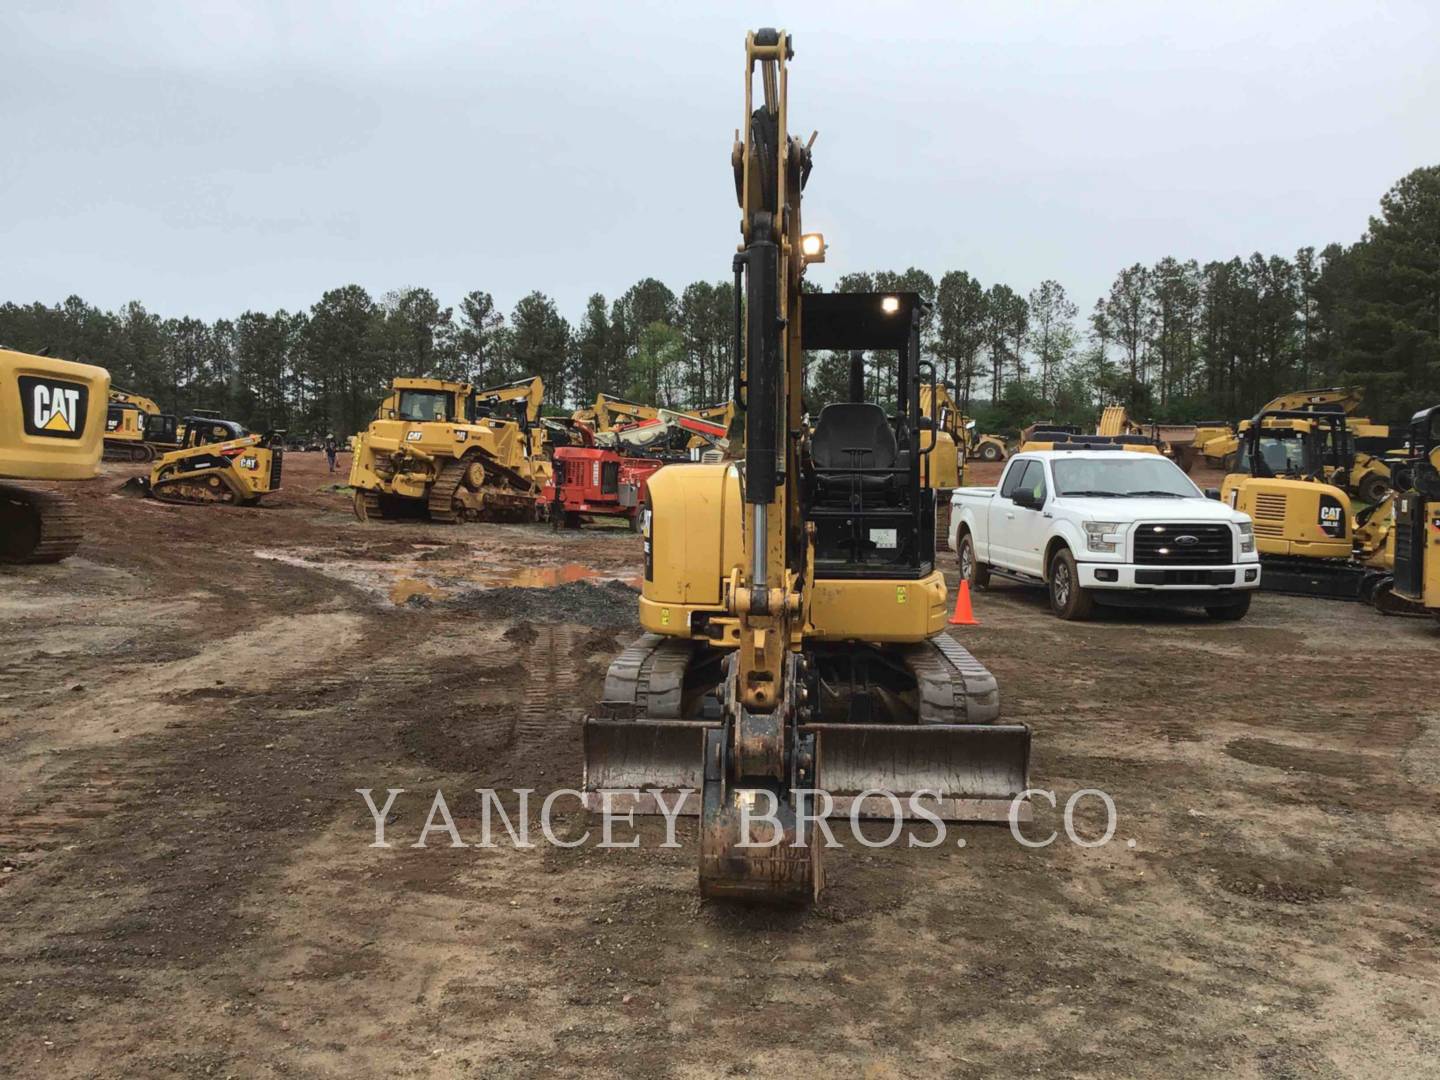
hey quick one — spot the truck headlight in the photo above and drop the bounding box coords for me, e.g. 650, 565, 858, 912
1238, 520, 1255, 554
1084, 521, 1123, 554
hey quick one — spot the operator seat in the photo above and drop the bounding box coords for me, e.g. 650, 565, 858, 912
811, 402, 900, 502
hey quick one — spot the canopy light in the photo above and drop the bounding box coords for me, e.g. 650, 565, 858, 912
880, 295, 900, 314
800, 232, 826, 263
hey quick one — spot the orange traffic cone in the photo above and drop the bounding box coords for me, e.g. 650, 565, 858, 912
948, 579, 978, 626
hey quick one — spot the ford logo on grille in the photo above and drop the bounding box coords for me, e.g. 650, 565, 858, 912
1175, 534, 1200, 546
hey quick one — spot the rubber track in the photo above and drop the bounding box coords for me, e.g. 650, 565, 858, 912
599, 633, 695, 720
900, 635, 1001, 725
0, 482, 82, 564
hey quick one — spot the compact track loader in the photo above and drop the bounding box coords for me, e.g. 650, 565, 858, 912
133, 417, 283, 506
582, 29, 1029, 904
1, 347, 110, 562
350, 376, 550, 523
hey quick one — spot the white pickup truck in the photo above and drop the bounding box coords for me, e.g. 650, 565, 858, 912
949, 449, 1260, 620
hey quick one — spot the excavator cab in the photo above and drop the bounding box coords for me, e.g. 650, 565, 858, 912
803, 293, 934, 578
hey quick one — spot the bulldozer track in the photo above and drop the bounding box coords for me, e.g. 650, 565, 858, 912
902, 634, 1002, 724
0, 482, 83, 564
426, 458, 468, 523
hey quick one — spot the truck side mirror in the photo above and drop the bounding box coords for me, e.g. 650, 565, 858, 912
1012, 488, 1039, 510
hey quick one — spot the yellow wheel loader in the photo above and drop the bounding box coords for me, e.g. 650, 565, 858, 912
134, 417, 284, 506
581, 29, 1029, 904
1, 346, 110, 563
349, 376, 550, 523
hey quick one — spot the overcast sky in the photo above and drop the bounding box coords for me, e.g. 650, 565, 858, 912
4, 1, 1436, 325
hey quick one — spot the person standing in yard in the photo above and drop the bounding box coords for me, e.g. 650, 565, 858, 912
325, 434, 339, 472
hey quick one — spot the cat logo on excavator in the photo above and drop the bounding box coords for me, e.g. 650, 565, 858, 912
20, 377, 89, 439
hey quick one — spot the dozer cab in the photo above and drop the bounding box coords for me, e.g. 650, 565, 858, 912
350, 376, 549, 523
582, 28, 1029, 904
135, 417, 284, 506
1, 346, 110, 563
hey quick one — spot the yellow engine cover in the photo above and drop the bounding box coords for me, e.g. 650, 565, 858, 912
1221, 474, 1353, 559
639, 461, 949, 644
0, 349, 110, 482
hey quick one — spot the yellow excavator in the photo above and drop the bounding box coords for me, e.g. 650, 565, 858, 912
1, 346, 110, 562
581, 29, 1029, 904
104, 387, 181, 462
349, 375, 550, 522
134, 416, 285, 506
1220, 408, 1392, 597
1199, 387, 1398, 504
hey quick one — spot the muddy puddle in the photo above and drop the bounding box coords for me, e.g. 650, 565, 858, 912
255, 545, 642, 605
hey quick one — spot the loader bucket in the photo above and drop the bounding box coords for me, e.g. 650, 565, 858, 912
116, 476, 150, 497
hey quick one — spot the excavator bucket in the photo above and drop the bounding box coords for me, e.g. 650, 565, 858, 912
581, 717, 1030, 823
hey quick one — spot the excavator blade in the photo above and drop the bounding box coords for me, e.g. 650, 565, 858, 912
581, 718, 1030, 822
581, 719, 711, 815
805, 722, 1031, 823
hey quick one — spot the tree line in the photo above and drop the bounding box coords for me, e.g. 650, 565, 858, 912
2, 165, 1434, 436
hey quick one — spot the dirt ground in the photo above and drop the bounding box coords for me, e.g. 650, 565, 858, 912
2, 453, 1437, 1079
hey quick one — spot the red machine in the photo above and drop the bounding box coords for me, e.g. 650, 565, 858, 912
547, 447, 663, 530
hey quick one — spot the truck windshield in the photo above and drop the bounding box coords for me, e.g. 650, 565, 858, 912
1052, 457, 1199, 498
397, 390, 452, 422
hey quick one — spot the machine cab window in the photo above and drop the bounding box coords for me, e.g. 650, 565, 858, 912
397, 390, 452, 423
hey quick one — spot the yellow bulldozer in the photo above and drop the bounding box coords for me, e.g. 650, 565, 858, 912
349, 375, 551, 522
1, 346, 110, 562
132, 416, 284, 506
581, 28, 1029, 904
104, 387, 181, 462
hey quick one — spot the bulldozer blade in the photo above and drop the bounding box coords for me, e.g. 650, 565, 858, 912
116, 476, 150, 497
580, 718, 714, 814
804, 722, 1032, 823
581, 718, 1030, 823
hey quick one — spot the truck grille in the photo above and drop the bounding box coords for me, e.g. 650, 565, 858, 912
1133, 522, 1233, 565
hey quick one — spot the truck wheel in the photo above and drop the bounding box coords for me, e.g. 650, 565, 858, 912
958, 532, 990, 589
1048, 547, 1094, 620
1205, 593, 1252, 621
